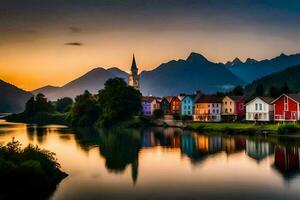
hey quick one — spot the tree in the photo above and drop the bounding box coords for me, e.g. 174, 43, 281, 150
281, 82, 290, 94
97, 78, 142, 126
70, 90, 100, 127
255, 84, 264, 96
269, 86, 280, 98
24, 93, 54, 117
153, 109, 164, 119
231, 85, 244, 96
56, 97, 73, 113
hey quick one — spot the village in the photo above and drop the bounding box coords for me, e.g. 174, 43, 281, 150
141, 94, 300, 123
127, 55, 300, 123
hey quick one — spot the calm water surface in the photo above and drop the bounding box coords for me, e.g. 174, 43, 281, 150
0, 120, 300, 200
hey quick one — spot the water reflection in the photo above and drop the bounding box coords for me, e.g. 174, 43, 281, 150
2, 121, 300, 199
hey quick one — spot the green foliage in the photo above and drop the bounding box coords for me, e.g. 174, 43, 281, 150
173, 112, 181, 120
153, 109, 164, 119
25, 93, 54, 117
70, 90, 100, 127
56, 97, 73, 113
97, 78, 142, 127
255, 84, 265, 96
0, 139, 67, 198
278, 123, 300, 134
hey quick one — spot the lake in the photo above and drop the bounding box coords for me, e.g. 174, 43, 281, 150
0, 120, 300, 200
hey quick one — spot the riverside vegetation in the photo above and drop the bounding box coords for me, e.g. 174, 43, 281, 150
6, 78, 142, 128
0, 138, 67, 199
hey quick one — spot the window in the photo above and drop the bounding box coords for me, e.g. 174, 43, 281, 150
225, 108, 228, 113
259, 104, 262, 111
230, 108, 232, 112
284, 96, 288, 111
230, 101, 232, 105
240, 104, 244, 110
212, 104, 215, 107
225, 101, 227, 105
217, 104, 219, 107
255, 103, 258, 110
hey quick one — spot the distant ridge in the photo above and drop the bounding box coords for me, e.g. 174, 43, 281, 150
32, 67, 129, 100
0, 80, 33, 113
228, 53, 300, 83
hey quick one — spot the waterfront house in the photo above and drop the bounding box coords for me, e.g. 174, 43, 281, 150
179, 95, 195, 116
222, 96, 246, 121
161, 97, 171, 114
272, 94, 300, 122
193, 95, 222, 122
170, 96, 181, 114
246, 97, 274, 121
141, 96, 161, 116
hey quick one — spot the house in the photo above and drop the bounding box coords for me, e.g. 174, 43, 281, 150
179, 95, 194, 116
161, 97, 171, 114
246, 97, 274, 121
193, 95, 222, 122
169, 96, 181, 114
141, 96, 161, 116
222, 96, 246, 121
272, 94, 300, 122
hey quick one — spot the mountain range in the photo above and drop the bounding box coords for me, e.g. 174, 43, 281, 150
245, 64, 300, 96
2, 51, 300, 113
227, 53, 300, 83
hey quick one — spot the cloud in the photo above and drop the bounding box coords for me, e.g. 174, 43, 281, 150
64, 42, 83, 46
69, 27, 82, 33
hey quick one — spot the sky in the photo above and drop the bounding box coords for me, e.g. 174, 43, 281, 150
1, 0, 300, 90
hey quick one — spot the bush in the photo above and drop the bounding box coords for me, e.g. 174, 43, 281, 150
173, 113, 181, 120
153, 109, 164, 119
0, 139, 67, 199
278, 123, 300, 134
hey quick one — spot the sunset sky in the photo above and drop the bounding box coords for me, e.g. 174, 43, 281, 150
1, 0, 300, 90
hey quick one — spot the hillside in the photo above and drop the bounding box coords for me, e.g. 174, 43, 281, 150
140, 52, 244, 96
32, 67, 126, 100
0, 80, 33, 113
228, 53, 300, 83
245, 64, 300, 96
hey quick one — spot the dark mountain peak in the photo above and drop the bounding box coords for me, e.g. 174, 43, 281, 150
245, 58, 258, 64
88, 67, 107, 73
186, 52, 208, 63
225, 57, 243, 67
232, 57, 243, 65
280, 53, 287, 57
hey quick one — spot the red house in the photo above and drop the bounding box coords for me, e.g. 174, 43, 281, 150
169, 96, 181, 114
272, 94, 300, 121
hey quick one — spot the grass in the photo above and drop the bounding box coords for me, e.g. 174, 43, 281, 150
189, 122, 280, 133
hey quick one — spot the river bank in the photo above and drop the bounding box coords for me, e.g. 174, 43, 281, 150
150, 118, 300, 135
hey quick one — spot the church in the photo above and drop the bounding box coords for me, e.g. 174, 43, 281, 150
128, 54, 140, 90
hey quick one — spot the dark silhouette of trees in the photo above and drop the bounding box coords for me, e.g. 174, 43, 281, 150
56, 97, 73, 113
25, 93, 54, 117
70, 90, 100, 127
255, 84, 264, 96
97, 78, 142, 127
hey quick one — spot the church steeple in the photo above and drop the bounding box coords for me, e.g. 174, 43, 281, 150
131, 54, 137, 70
128, 54, 140, 90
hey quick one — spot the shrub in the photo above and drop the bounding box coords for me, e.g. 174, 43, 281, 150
153, 109, 164, 119
278, 123, 300, 134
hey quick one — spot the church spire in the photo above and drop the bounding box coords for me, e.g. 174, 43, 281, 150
131, 54, 137, 70
128, 54, 140, 90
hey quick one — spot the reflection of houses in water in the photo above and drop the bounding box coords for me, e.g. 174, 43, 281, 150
246, 140, 274, 162
141, 127, 181, 148
221, 137, 246, 154
274, 146, 300, 181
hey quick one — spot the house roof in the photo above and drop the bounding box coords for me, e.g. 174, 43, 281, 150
195, 95, 222, 103
142, 96, 161, 103
246, 96, 274, 105
178, 94, 194, 101
164, 96, 174, 103
271, 94, 300, 104
226, 96, 245, 102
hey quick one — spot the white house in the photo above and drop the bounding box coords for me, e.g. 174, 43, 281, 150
246, 97, 274, 121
